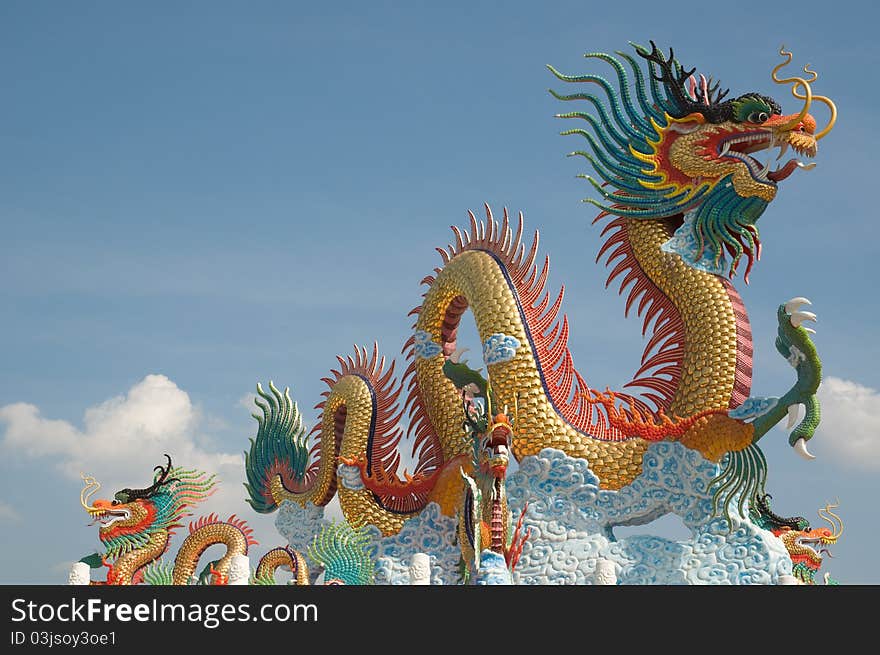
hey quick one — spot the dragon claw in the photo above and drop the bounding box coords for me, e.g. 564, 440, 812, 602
786, 404, 800, 429
449, 347, 469, 364
752, 301, 823, 447
789, 310, 817, 328
793, 438, 816, 460
784, 297, 812, 314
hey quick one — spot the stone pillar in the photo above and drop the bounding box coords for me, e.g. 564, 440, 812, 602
67, 562, 91, 585
228, 554, 251, 585
594, 558, 618, 585
408, 553, 431, 585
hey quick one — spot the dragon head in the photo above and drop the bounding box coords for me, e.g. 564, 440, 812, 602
777, 502, 844, 584
751, 495, 843, 584
80, 454, 217, 560
479, 412, 513, 478
551, 42, 836, 281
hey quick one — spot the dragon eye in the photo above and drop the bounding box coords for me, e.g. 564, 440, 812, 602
748, 111, 769, 123
111, 500, 119, 506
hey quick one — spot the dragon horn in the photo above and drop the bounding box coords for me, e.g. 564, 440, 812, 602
791, 64, 837, 140
80, 473, 101, 512
771, 46, 813, 133
123, 454, 179, 501
801, 63, 818, 83
817, 499, 844, 540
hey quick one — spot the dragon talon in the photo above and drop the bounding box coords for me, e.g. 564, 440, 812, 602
784, 297, 812, 314
449, 347, 469, 364
794, 438, 816, 460
790, 310, 817, 327
786, 404, 800, 429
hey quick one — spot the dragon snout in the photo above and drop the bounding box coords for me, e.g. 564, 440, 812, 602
86, 499, 133, 528
782, 119, 818, 158
765, 112, 817, 135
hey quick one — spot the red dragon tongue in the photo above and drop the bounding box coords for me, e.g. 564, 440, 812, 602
767, 159, 801, 182
490, 463, 508, 477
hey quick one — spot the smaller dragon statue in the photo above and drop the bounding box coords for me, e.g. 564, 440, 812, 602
750, 494, 843, 584
444, 347, 530, 584
79, 455, 257, 585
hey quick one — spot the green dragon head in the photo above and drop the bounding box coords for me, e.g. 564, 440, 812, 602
550, 42, 836, 281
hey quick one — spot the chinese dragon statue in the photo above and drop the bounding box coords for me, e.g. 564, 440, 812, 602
244, 42, 839, 583
444, 354, 530, 583
78, 455, 259, 585
750, 495, 844, 584
77, 454, 376, 585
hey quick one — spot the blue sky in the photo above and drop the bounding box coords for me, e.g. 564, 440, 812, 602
1, 1, 878, 584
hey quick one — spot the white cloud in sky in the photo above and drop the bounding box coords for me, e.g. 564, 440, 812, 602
0, 374, 238, 483
238, 392, 259, 414
815, 376, 880, 471
0, 374, 279, 554
0, 501, 21, 523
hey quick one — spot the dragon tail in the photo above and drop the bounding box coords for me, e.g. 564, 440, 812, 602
244, 381, 313, 513
245, 344, 444, 535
